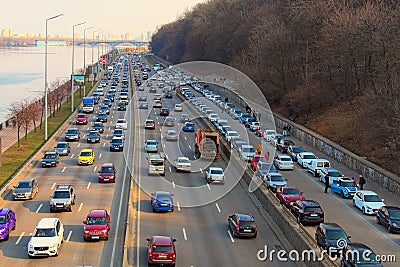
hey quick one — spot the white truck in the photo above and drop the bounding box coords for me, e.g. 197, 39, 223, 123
147, 153, 166, 176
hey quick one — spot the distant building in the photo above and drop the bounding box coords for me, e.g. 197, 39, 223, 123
146, 31, 151, 41
1, 29, 12, 37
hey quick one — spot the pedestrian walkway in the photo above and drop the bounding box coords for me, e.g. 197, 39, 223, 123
0, 119, 42, 153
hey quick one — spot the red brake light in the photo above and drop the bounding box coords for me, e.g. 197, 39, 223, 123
254, 222, 258, 231
209, 175, 212, 181
236, 224, 240, 231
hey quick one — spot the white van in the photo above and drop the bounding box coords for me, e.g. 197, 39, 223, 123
148, 153, 166, 176
307, 159, 331, 177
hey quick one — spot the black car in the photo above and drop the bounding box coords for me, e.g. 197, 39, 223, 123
164, 92, 173, 98
277, 139, 295, 153
376, 206, 400, 233
289, 200, 324, 225
315, 223, 351, 254
341, 242, 382, 267
96, 112, 107, 122
87, 130, 101, 143
110, 137, 124, 152
118, 102, 127, 111
160, 108, 169, 116
228, 213, 258, 238
92, 122, 104, 133
102, 98, 112, 107
41, 151, 59, 167
287, 145, 304, 161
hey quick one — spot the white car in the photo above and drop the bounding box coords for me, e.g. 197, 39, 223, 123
239, 144, 256, 162
205, 167, 225, 184
353, 190, 385, 215
174, 104, 183, 112
249, 122, 260, 131
297, 152, 317, 168
115, 119, 127, 130
273, 155, 294, 170
263, 130, 276, 142
165, 130, 178, 141
208, 113, 219, 123
174, 157, 191, 172
28, 218, 64, 257
225, 131, 240, 143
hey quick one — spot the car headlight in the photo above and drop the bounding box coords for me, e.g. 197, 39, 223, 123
0, 228, 5, 233
392, 222, 398, 227
25, 192, 32, 196
50, 243, 58, 248
50, 201, 55, 206
366, 206, 372, 210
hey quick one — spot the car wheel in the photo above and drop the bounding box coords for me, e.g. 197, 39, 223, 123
12, 220, 16, 230
253, 232, 257, 238
5, 232, 9, 241
352, 200, 356, 207
69, 206, 72, 212
362, 207, 366, 215
340, 191, 345, 198
297, 216, 301, 224
388, 225, 392, 233
54, 250, 59, 257
340, 260, 345, 267
376, 216, 381, 224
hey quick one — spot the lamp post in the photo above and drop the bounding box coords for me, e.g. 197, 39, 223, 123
92, 29, 100, 87
44, 13, 63, 141
83, 27, 94, 96
71, 22, 86, 112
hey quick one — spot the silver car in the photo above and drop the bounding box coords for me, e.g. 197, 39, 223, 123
54, 142, 71, 156
165, 130, 178, 141
12, 178, 39, 200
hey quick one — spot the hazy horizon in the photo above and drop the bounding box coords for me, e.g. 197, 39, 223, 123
1, 0, 206, 37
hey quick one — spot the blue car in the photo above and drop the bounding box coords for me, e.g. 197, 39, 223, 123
182, 122, 195, 132
145, 140, 158, 153
240, 113, 252, 124
330, 177, 359, 198
151, 191, 174, 212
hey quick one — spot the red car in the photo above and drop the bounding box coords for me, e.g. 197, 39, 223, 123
76, 113, 88, 125
146, 236, 177, 266
250, 154, 265, 171
275, 187, 305, 207
98, 163, 116, 183
83, 209, 111, 241
256, 126, 268, 137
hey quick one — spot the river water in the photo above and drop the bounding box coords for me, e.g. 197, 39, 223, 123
0, 46, 106, 123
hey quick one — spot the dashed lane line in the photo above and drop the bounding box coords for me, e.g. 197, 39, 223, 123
87, 182, 91, 189
78, 203, 83, 212
15, 232, 25, 245
216, 203, 221, 213
182, 228, 188, 241
35, 204, 43, 213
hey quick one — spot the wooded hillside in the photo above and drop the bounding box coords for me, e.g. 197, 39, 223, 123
151, 0, 400, 174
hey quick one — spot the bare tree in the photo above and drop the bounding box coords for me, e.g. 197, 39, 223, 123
8, 101, 25, 147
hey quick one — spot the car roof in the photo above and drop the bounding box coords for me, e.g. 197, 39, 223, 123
301, 152, 315, 155
57, 141, 68, 145
146, 139, 157, 142
45, 151, 57, 154
101, 163, 114, 168
236, 214, 255, 221
358, 190, 378, 195
0, 208, 12, 216
19, 178, 34, 183
88, 209, 107, 218
347, 242, 373, 251
36, 218, 58, 229
112, 137, 123, 140
152, 235, 173, 245
320, 222, 344, 230
278, 155, 292, 159
177, 157, 190, 161
299, 200, 321, 207
209, 167, 223, 171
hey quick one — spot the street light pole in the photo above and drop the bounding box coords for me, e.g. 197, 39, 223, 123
44, 13, 63, 141
92, 29, 100, 87
83, 26, 94, 96
71, 22, 86, 112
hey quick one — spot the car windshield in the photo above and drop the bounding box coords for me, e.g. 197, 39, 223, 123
44, 154, 56, 159
239, 220, 254, 228
283, 189, 301, 195
210, 169, 224, 175
147, 141, 157, 145
94, 123, 102, 127
303, 155, 316, 159
87, 217, 107, 225
186, 123, 194, 126
280, 157, 291, 161
364, 195, 382, 202
67, 130, 78, 134
53, 191, 70, 198
328, 170, 342, 177
101, 167, 114, 173
78, 114, 86, 118
34, 228, 56, 237
0, 216, 5, 224
100, 107, 108, 110
168, 131, 177, 135
112, 139, 123, 144
389, 210, 400, 220
89, 132, 99, 136
292, 147, 304, 153
80, 152, 92, 156
157, 193, 171, 200
98, 114, 106, 118
17, 182, 32, 188
325, 229, 347, 240
57, 143, 67, 148
150, 159, 164, 166
117, 120, 125, 123
152, 245, 173, 253
243, 147, 255, 153
178, 158, 190, 163
305, 207, 322, 213
229, 132, 239, 137
271, 175, 285, 182
341, 181, 356, 187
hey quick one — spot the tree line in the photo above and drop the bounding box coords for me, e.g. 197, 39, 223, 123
151, 0, 400, 174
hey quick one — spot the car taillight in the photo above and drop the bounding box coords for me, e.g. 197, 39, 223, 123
209, 176, 212, 181
236, 223, 240, 231
300, 212, 310, 215
254, 222, 258, 231
153, 200, 158, 206
146, 146, 148, 148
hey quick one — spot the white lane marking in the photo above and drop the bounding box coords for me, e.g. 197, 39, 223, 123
156, 116, 159, 120
99, 153, 102, 159
194, 155, 197, 159
177, 202, 180, 211
35, 204, 43, 213
207, 183, 211, 190
66, 231, 72, 242
188, 145, 192, 149
200, 168, 203, 173
169, 167, 172, 173
165, 154, 168, 159
157, 121, 160, 125
172, 181, 175, 188
93, 166, 97, 172
70, 154, 74, 159
159, 128, 162, 132
106, 134, 109, 138
163, 143, 165, 148
78, 203, 83, 212
51, 183, 56, 190
61, 167, 66, 173
227, 231, 235, 243
103, 143, 106, 147
87, 182, 91, 189
216, 203, 222, 213
184, 136, 187, 140
77, 143, 81, 148
87, 127, 90, 130
182, 228, 188, 241
111, 115, 114, 119
83, 134, 86, 138
15, 232, 25, 245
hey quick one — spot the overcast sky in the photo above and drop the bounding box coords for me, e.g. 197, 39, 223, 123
1, 0, 206, 37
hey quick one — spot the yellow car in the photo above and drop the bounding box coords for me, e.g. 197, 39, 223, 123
77, 149, 95, 165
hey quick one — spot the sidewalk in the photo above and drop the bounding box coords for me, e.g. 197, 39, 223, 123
0, 120, 42, 153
